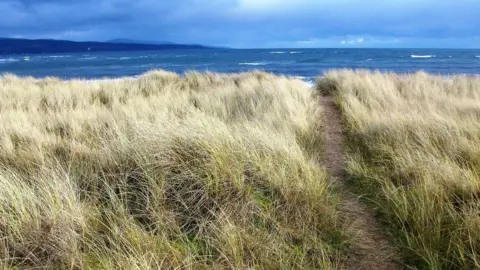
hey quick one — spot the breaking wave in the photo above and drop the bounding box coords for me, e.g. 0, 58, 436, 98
47, 55, 71, 58
411, 55, 435, 58
239, 62, 267, 66
0, 58, 19, 63
297, 59, 322, 63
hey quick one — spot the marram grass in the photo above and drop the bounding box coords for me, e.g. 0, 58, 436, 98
0, 71, 343, 269
317, 69, 480, 269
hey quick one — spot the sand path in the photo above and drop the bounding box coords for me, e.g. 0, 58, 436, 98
320, 95, 402, 270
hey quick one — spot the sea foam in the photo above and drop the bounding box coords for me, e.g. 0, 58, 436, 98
47, 55, 71, 58
411, 55, 435, 58
239, 62, 267, 66
0, 58, 19, 63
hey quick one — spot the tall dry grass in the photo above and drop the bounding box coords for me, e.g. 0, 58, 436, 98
0, 70, 343, 269
318, 70, 480, 269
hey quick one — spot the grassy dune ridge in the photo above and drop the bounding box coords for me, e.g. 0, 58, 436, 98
318, 70, 480, 269
0, 71, 344, 269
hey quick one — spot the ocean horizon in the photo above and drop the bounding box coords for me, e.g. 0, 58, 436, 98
1, 48, 479, 82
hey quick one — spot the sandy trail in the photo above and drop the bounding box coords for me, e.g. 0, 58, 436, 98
320, 96, 402, 270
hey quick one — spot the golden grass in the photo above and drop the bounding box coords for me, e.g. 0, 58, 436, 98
0, 70, 343, 269
318, 69, 480, 269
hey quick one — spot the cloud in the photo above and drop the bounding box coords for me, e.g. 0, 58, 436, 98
0, 0, 479, 48
340, 37, 365, 45
294, 36, 404, 48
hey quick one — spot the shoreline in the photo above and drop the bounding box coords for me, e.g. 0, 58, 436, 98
3, 69, 480, 90
3, 70, 317, 87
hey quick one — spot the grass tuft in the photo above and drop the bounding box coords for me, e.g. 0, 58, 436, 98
0, 70, 344, 269
318, 69, 480, 269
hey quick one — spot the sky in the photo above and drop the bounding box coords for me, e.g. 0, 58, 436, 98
1, 0, 479, 48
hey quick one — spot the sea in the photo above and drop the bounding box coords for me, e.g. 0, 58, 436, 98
1, 48, 479, 83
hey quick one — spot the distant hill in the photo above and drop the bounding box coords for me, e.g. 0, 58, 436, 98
0, 38, 210, 54
107, 39, 175, 45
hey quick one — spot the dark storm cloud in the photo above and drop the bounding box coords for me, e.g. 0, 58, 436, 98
1, 0, 479, 48
1, 0, 133, 32
16, 0, 87, 6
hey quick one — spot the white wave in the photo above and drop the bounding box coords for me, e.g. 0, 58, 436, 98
79, 57, 98, 60
303, 81, 315, 88
476, 56, 480, 58
175, 55, 187, 57
239, 62, 267, 66
411, 55, 435, 58
116, 56, 149, 60
293, 76, 315, 86
24, 57, 30, 61
270, 51, 285, 54
47, 55, 71, 58
365, 59, 373, 62
289, 51, 302, 54
0, 58, 19, 63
